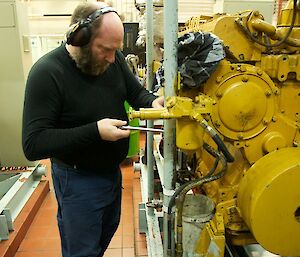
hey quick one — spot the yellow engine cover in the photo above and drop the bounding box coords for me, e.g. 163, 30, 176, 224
237, 147, 300, 256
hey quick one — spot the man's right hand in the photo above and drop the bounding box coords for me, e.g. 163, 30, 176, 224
97, 118, 130, 141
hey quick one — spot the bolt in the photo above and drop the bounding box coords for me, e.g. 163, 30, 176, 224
216, 76, 222, 83
272, 116, 277, 122
216, 92, 223, 98
293, 141, 299, 147
242, 75, 249, 82
263, 119, 269, 125
237, 133, 244, 139
265, 91, 272, 97
281, 109, 285, 113
253, 11, 260, 16
228, 207, 236, 214
167, 98, 176, 108
240, 66, 246, 72
214, 120, 221, 127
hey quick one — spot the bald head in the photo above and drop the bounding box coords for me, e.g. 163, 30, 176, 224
97, 12, 124, 43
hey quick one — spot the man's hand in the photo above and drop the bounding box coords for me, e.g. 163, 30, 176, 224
97, 118, 130, 141
152, 96, 164, 108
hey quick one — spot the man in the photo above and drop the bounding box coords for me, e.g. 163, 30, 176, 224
22, 2, 163, 257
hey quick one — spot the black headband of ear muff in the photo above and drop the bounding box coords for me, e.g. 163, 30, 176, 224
66, 6, 118, 47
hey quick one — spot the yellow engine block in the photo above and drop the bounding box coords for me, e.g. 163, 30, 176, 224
131, 1, 300, 256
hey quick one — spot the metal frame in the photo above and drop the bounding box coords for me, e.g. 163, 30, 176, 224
138, 0, 178, 256
139, 151, 164, 257
0, 165, 46, 241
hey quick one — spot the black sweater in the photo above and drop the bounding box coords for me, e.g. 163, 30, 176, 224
22, 44, 156, 171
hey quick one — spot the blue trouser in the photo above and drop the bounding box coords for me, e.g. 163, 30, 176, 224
51, 162, 122, 257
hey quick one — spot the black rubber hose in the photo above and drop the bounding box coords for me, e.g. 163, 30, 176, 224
199, 119, 234, 163
166, 143, 228, 255
212, 134, 234, 162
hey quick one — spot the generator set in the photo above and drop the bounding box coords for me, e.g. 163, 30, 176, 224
130, 0, 300, 256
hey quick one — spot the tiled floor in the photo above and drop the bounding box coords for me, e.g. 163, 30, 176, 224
13, 151, 148, 257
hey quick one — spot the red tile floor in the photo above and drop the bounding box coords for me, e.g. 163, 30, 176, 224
4, 134, 149, 257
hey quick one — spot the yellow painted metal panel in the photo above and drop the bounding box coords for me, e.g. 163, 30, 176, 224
238, 147, 300, 256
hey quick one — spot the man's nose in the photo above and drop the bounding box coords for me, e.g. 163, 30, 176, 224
105, 52, 115, 64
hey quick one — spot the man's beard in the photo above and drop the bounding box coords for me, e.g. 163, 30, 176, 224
72, 45, 110, 76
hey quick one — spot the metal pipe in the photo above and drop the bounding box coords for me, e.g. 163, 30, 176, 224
146, 0, 154, 216
239, 0, 299, 48
251, 19, 300, 47
163, 0, 178, 256
130, 108, 172, 120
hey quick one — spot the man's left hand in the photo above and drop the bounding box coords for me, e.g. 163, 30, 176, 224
152, 96, 164, 108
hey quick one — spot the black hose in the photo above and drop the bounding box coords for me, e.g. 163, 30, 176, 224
174, 151, 227, 256
199, 119, 234, 163
203, 143, 220, 177
166, 143, 228, 255
212, 134, 234, 162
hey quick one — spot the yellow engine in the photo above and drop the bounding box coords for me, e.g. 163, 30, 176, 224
131, 1, 300, 256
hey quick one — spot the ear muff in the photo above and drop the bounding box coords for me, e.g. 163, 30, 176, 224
66, 21, 92, 47
66, 6, 118, 47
